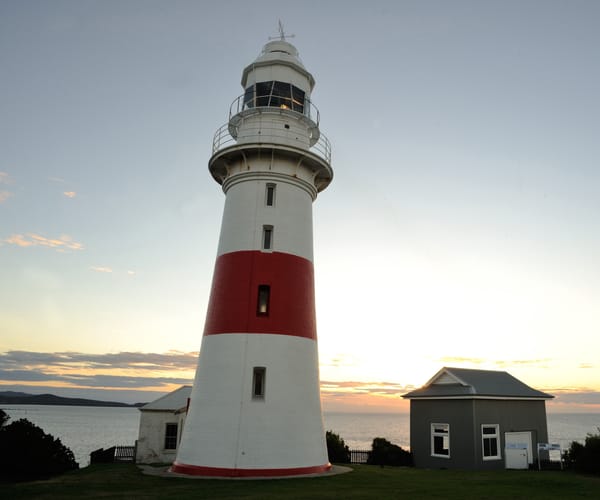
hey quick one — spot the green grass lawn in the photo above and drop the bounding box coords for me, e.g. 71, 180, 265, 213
4, 463, 600, 499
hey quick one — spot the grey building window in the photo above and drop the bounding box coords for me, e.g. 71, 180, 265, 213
164, 423, 178, 450
252, 367, 266, 398
257, 285, 270, 316
431, 423, 450, 458
266, 184, 276, 206
262, 225, 273, 250
482, 424, 501, 460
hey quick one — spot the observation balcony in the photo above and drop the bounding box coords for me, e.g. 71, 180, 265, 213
211, 93, 332, 166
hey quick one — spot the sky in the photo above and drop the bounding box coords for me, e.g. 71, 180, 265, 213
1, 0, 599, 413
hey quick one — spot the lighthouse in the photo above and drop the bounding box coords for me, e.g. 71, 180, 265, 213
171, 33, 333, 477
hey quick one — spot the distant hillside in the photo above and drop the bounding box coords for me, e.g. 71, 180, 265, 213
0, 391, 145, 408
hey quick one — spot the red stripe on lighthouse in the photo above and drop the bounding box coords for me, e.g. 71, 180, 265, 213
203, 250, 317, 340
170, 461, 332, 477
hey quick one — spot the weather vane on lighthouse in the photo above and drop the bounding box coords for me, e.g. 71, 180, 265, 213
171, 31, 333, 478
269, 19, 295, 41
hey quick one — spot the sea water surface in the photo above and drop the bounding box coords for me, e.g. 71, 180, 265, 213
3, 405, 599, 467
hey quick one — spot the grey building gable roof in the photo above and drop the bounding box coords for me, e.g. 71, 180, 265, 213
402, 367, 553, 400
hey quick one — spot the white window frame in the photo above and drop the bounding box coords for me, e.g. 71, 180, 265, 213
431, 423, 450, 458
481, 424, 501, 460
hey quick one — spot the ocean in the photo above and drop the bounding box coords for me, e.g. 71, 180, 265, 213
3, 405, 599, 467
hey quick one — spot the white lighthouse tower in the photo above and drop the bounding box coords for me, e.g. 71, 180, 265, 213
171, 33, 333, 478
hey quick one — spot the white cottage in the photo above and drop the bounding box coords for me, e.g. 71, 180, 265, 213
135, 385, 191, 464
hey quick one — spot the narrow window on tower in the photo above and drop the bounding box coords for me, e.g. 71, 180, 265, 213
257, 285, 270, 316
265, 183, 276, 206
252, 367, 266, 399
262, 225, 273, 250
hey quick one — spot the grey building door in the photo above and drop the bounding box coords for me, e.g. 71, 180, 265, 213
504, 431, 532, 469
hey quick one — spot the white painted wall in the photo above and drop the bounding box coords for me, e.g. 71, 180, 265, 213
217, 171, 314, 260
245, 64, 312, 93
136, 410, 184, 464
175, 334, 328, 469
235, 112, 313, 149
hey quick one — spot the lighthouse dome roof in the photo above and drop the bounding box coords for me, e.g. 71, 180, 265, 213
256, 40, 303, 66
241, 39, 315, 91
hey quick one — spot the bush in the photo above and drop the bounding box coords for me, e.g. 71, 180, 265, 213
367, 437, 413, 467
326, 430, 351, 463
0, 417, 79, 482
565, 429, 600, 475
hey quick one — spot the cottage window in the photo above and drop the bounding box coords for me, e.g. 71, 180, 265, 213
252, 367, 266, 399
431, 423, 450, 458
482, 424, 501, 460
164, 423, 178, 450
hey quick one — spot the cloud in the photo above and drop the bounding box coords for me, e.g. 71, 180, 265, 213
48, 176, 67, 184
90, 266, 113, 273
3, 350, 599, 411
0, 350, 199, 372
322, 354, 358, 368
63, 191, 76, 198
0, 351, 416, 401
321, 380, 416, 396
0, 350, 199, 390
437, 356, 551, 368
0, 369, 191, 388
547, 389, 600, 407
0, 173, 12, 202
4, 233, 83, 251
4, 234, 34, 247
438, 356, 485, 365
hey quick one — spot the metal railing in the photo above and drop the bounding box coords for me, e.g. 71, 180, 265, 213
211, 121, 332, 166
350, 449, 371, 464
229, 93, 320, 126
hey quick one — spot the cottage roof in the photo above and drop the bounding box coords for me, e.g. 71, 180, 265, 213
139, 385, 192, 411
402, 367, 553, 400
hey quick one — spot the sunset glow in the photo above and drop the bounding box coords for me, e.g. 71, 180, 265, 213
1, 2, 600, 413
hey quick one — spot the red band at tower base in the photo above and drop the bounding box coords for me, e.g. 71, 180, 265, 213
170, 461, 332, 477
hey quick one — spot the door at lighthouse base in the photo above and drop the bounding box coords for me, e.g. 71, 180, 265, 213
504, 431, 532, 469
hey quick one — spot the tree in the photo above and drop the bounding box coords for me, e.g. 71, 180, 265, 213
367, 437, 413, 467
0, 418, 79, 482
565, 429, 600, 475
0, 409, 8, 427
325, 430, 351, 463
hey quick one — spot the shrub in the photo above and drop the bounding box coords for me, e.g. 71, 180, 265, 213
565, 429, 600, 475
367, 437, 413, 467
0, 409, 8, 427
326, 430, 351, 463
0, 418, 79, 482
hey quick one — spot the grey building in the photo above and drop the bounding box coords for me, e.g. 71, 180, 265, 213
403, 367, 553, 470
